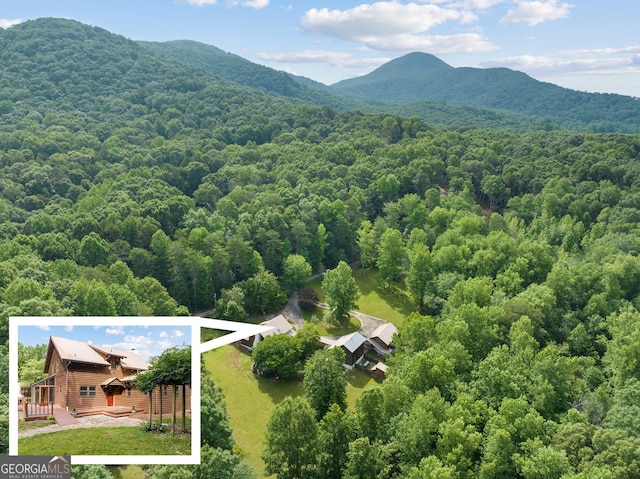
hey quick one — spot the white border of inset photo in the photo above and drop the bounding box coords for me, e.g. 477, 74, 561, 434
10, 316, 201, 465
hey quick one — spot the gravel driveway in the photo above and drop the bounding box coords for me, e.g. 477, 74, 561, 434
18, 414, 144, 438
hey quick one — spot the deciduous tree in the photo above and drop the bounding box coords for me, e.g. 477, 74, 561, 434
322, 261, 359, 322
304, 348, 347, 420
263, 396, 318, 479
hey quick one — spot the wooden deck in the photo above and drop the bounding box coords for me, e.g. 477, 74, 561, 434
73, 406, 133, 418
23, 402, 53, 421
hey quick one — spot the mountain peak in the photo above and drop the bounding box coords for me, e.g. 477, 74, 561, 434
332, 52, 451, 88
381, 52, 453, 73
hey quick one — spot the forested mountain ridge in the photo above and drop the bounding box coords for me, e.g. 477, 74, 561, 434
2, 17, 640, 478
140, 39, 344, 107
332, 52, 640, 133
137, 40, 560, 132
136, 40, 640, 133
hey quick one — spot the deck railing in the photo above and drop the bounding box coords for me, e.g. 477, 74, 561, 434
23, 400, 53, 420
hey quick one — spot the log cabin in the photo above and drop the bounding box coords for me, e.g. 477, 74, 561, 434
331, 331, 367, 370
30, 336, 189, 414
239, 314, 295, 352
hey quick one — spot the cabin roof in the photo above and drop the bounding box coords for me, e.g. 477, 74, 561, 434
369, 323, 398, 346
333, 331, 367, 353
260, 314, 294, 338
47, 336, 110, 368
44, 336, 149, 372
90, 344, 149, 371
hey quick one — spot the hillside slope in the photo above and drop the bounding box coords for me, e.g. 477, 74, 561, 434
138, 41, 554, 131
139, 39, 345, 107
331, 52, 640, 132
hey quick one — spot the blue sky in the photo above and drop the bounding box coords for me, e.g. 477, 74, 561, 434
18, 325, 191, 360
1, 1, 639, 96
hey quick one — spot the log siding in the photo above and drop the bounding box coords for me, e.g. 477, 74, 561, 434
39, 336, 191, 414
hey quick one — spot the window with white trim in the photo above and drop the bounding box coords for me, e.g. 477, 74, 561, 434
80, 386, 96, 397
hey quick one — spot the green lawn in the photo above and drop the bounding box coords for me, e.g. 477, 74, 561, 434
353, 268, 415, 327
301, 306, 361, 336
18, 419, 56, 431
307, 268, 415, 327
203, 344, 378, 477
18, 426, 191, 456
109, 465, 146, 479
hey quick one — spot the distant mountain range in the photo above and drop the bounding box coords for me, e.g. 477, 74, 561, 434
140, 41, 640, 133
1, 18, 638, 133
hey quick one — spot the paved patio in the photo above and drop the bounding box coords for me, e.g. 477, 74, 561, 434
18, 413, 144, 438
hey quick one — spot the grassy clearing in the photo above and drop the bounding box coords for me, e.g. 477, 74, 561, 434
345, 367, 379, 410
19, 419, 56, 431
353, 268, 414, 327
204, 345, 302, 477
204, 344, 378, 476
18, 426, 191, 456
109, 465, 146, 479
301, 306, 360, 336
306, 268, 415, 327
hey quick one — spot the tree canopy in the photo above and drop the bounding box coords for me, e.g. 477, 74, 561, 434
2, 17, 640, 477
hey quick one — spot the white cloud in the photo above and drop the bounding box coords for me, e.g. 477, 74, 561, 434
105, 335, 155, 359
500, 0, 572, 26
241, 0, 269, 8
65, 325, 74, 333
480, 50, 640, 96
159, 331, 168, 338
181, 0, 218, 5
229, 0, 269, 7
37, 325, 50, 331
461, 0, 505, 8
157, 340, 173, 349
123, 334, 155, 347
259, 50, 353, 64
482, 52, 640, 75
560, 45, 640, 57
299, 2, 494, 55
362, 32, 496, 54
172, 330, 185, 338
0, 18, 22, 29
301, 2, 475, 41
257, 50, 391, 70
105, 326, 124, 335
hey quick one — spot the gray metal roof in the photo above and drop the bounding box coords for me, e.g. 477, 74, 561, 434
333, 331, 367, 353
50, 336, 110, 366
46, 336, 149, 371
260, 314, 294, 338
369, 323, 398, 347
90, 344, 149, 371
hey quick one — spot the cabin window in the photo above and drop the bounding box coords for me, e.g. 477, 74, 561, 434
163, 385, 168, 396
127, 388, 131, 397
59, 386, 62, 393
80, 386, 96, 397
111, 362, 117, 370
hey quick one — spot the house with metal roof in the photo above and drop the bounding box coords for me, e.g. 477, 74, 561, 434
331, 331, 367, 370
239, 314, 295, 352
29, 336, 164, 414
367, 323, 398, 356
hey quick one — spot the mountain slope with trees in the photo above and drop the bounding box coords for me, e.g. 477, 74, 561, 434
1, 17, 640, 478
139, 39, 342, 107
138, 40, 559, 132
332, 52, 640, 133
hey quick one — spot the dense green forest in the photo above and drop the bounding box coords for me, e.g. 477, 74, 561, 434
331, 52, 640, 134
138, 40, 640, 133
2, 17, 640, 478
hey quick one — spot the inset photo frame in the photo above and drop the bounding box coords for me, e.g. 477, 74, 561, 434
10, 316, 200, 465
